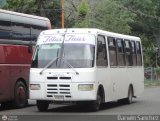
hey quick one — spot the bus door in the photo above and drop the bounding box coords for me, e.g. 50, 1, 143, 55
96, 35, 113, 101
107, 37, 118, 100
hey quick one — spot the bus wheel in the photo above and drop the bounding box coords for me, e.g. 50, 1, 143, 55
89, 91, 101, 111
14, 81, 28, 108
37, 100, 49, 112
124, 86, 133, 104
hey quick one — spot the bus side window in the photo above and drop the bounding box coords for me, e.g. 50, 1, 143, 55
116, 38, 125, 66
124, 39, 132, 66
31, 19, 48, 41
96, 35, 107, 67
108, 37, 117, 67
0, 12, 11, 39
11, 15, 31, 41
136, 41, 142, 66
131, 41, 137, 66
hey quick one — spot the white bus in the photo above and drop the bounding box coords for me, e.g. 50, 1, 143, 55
29, 28, 144, 112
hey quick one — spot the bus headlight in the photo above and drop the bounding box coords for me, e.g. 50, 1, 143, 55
78, 84, 94, 91
30, 84, 41, 90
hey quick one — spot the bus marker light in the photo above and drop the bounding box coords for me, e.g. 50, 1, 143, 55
30, 84, 41, 90
78, 84, 94, 91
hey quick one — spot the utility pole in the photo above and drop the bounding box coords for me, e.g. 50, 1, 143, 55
61, 0, 64, 28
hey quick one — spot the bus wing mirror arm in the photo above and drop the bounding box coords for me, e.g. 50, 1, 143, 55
28, 43, 33, 54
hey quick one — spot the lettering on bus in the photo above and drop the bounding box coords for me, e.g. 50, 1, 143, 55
43, 36, 62, 43
42, 35, 86, 43
65, 35, 85, 42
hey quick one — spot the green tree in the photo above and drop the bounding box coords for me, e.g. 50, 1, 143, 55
64, 0, 79, 28
3, 0, 34, 13
0, 0, 6, 8
74, 0, 89, 27
90, 0, 135, 34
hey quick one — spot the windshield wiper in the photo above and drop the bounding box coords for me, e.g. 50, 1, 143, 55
40, 47, 60, 75
39, 57, 59, 75
39, 57, 79, 75
60, 58, 79, 75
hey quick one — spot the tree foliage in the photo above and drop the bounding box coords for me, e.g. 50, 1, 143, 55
77, 0, 88, 18
0, 0, 6, 7
89, 0, 135, 34
74, 0, 89, 27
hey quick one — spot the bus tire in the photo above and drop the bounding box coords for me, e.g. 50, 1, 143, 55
37, 100, 49, 112
124, 86, 133, 104
89, 90, 102, 111
14, 81, 28, 108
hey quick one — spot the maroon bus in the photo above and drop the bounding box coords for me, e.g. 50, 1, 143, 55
0, 9, 51, 108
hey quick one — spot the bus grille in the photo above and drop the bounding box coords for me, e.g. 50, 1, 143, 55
46, 84, 71, 98
47, 76, 71, 80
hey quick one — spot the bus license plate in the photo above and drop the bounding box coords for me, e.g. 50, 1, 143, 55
54, 95, 64, 100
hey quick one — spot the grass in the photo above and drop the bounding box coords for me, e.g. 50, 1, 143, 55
144, 79, 160, 87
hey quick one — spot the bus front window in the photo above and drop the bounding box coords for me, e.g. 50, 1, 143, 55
31, 43, 95, 68
31, 44, 61, 68
63, 43, 95, 68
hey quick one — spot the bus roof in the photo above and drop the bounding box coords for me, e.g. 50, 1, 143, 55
39, 28, 141, 41
0, 9, 49, 21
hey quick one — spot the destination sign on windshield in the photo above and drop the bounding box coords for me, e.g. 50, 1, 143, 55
37, 34, 95, 45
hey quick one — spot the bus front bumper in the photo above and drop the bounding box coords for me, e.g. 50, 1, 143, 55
29, 82, 97, 101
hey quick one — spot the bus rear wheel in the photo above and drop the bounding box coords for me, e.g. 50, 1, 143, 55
119, 86, 133, 104
37, 100, 49, 112
14, 81, 28, 108
125, 86, 133, 104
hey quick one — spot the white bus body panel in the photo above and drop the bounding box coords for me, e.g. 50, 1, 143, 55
96, 67, 144, 102
30, 68, 97, 101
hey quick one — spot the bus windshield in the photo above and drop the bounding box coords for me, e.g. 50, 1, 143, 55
31, 43, 95, 68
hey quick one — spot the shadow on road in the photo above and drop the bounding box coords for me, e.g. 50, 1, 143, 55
45, 101, 138, 113
0, 104, 35, 111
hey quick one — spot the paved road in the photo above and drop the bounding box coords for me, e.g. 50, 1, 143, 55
0, 86, 160, 121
